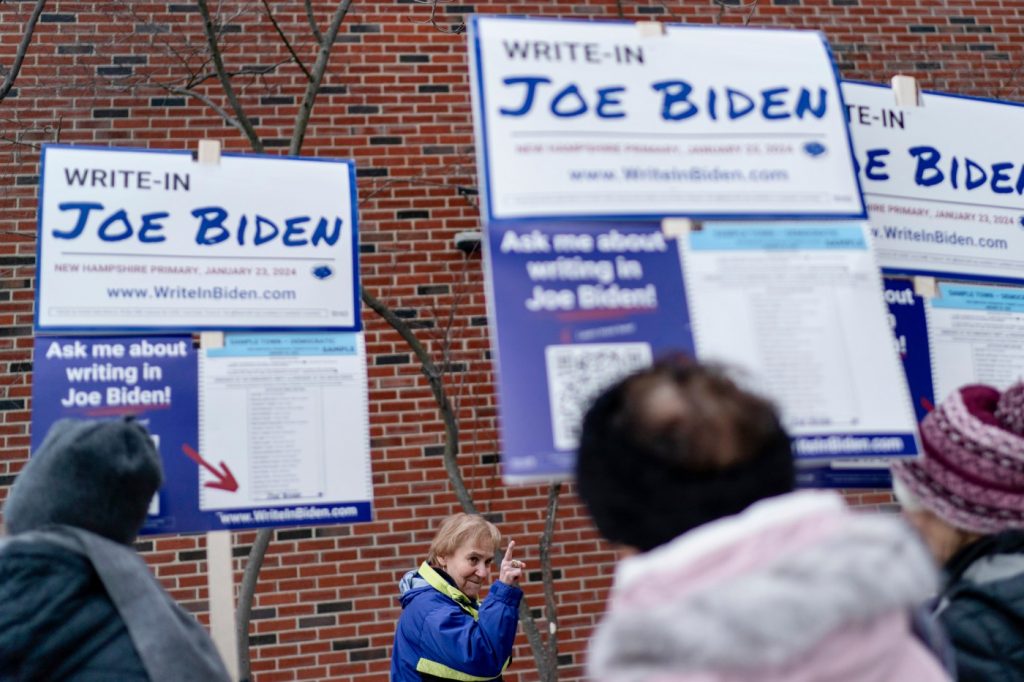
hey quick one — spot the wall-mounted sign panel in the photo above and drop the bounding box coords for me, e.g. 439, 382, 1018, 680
844, 81, 1024, 284
30, 333, 373, 533
36, 144, 360, 332
678, 222, 921, 462
30, 335, 205, 535
197, 333, 373, 530
926, 281, 1024, 398
470, 16, 866, 222
484, 221, 694, 482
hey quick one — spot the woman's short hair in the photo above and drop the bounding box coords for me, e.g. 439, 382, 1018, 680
576, 357, 794, 553
426, 513, 501, 565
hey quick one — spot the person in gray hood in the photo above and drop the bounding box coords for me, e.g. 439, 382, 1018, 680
0, 417, 230, 682
575, 358, 951, 682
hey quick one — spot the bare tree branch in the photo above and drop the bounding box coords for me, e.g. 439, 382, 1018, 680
161, 84, 243, 131
361, 286, 477, 513
0, 230, 38, 242
196, 0, 264, 152
236, 528, 273, 681
410, 0, 466, 35
742, 0, 760, 26
539, 482, 562, 680
512, 485, 564, 682
712, 0, 760, 26
261, 0, 313, 82
178, 61, 287, 92
997, 52, 1024, 100
289, 0, 355, 155
304, 0, 323, 46
0, 0, 47, 101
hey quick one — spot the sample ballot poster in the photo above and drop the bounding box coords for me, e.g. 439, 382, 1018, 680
679, 222, 921, 462
469, 16, 866, 222
197, 333, 372, 530
799, 276, 931, 489
926, 281, 1024, 398
36, 144, 360, 332
485, 221, 694, 482
30, 335, 204, 536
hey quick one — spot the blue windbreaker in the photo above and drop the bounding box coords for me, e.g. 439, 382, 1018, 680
391, 562, 522, 681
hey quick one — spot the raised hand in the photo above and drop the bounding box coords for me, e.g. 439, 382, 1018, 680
499, 539, 525, 586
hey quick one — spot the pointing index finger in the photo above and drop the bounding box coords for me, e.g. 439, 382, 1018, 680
505, 540, 516, 563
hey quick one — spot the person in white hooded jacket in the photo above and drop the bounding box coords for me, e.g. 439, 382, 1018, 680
575, 358, 952, 682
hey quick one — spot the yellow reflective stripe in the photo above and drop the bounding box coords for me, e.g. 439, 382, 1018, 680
415, 657, 510, 681
418, 562, 479, 619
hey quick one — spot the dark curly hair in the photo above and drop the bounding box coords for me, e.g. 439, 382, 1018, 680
576, 357, 794, 553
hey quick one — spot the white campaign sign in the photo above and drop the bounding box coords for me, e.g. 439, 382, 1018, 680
679, 222, 920, 461
469, 16, 865, 221
844, 82, 1024, 283
36, 145, 360, 331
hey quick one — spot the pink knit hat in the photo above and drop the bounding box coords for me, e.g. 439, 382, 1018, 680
891, 382, 1024, 534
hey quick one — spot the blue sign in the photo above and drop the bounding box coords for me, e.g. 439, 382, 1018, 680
884, 277, 935, 420
485, 221, 695, 481
30, 335, 205, 535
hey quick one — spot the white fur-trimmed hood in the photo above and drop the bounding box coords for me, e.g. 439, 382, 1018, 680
589, 491, 941, 681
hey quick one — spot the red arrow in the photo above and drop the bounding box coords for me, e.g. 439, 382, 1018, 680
181, 443, 239, 493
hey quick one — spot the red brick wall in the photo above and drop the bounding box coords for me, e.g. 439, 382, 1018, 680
0, 1, 1021, 680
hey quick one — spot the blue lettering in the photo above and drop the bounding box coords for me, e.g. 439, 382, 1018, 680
551, 84, 588, 118
595, 86, 626, 119
254, 216, 279, 246
98, 210, 133, 242
908, 146, 943, 187
138, 212, 168, 243
727, 88, 755, 120
761, 87, 790, 120
651, 80, 696, 121
794, 88, 827, 119
311, 217, 343, 247
53, 202, 104, 239
499, 76, 551, 117
235, 215, 249, 245
965, 158, 987, 190
991, 163, 1014, 194
283, 216, 310, 246
865, 148, 890, 181
193, 207, 230, 245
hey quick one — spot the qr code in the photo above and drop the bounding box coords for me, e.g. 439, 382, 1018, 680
545, 342, 653, 450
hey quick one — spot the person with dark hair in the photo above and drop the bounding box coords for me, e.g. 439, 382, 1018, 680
391, 512, 524, 681
576, 358, 951, 682
0, 418, 230, 682
891, 381, 1024, 682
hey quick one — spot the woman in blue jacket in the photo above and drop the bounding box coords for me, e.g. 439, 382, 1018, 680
391, 513, 524, 681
